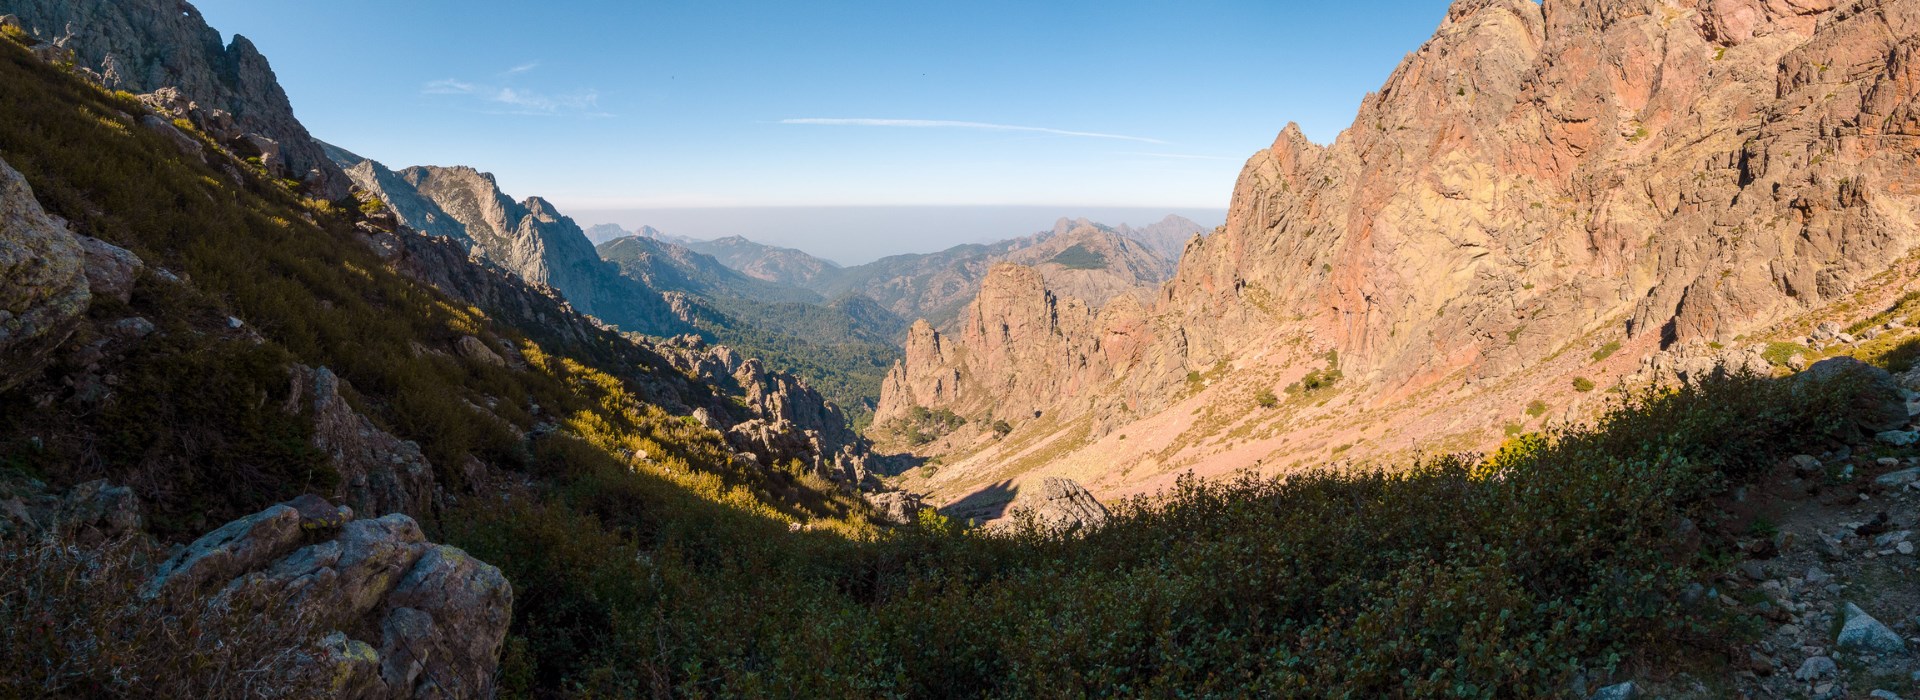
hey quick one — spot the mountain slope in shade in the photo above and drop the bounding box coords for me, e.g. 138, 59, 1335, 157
683, 235, 844, 287
878, 0, 1920, 512
1114, 214, 1209, 261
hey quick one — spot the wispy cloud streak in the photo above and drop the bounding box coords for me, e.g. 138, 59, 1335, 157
780, 118, 1165, 144
1117, 152, 1238, 161
422, 68, 608, 117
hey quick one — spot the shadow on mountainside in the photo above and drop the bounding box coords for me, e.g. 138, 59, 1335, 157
940, 479, 1018, 523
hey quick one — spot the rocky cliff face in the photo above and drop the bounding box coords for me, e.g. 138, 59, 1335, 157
873, 263, 1154, 432
0, 0, 348, 197
879, 0, 1920, 506
1168, 0, 1920, 391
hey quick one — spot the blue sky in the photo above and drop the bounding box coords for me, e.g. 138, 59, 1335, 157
190, 1, 1451, 260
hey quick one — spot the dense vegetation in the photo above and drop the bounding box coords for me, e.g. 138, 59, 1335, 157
453, 368, 1866, 697
1047, 242, 1110, 270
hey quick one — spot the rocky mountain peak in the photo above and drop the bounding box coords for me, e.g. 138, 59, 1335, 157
0, 0, 350, 198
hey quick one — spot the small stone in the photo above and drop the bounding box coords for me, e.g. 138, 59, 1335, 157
1873, 530, 1911, 547
1589, 681, 1636, 700
107, 316, 155, 339
227, 316, 244, 329
1779, 624, 1803, 638
1870, 690, 1903, 700
1876, 468, 1920, 488
1795, 655, 1837, 680
1900, 541, 1914, 555
1878, 430, 1920, 447
1792, 454, 1824, 473
1740, 560, 1771, 580
1880, 457, 1903, 467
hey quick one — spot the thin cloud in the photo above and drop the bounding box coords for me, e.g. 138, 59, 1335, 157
502, 62, 540, 76
780, 118, 1165, 144
1118, 152, 1238, 161
423, 73, 609, 117
423, 79, 478, 95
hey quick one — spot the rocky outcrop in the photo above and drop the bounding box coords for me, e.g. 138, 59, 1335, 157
0, 478, 142, 541
0, 157, 89, 391
658, 336, 898, 486
286, 365, 436, 519
327, 153, 688, 337
873, 264, 1156, 434
1165, 0, 1920, 390
1001, 477, 1110, 534
324, 143, 472, 244
884, 0, 1920, 489
0, 0, 349, 197
146, 495, 512, 699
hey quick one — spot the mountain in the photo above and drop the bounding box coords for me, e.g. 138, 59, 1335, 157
324, 150, 905, 417
1114, 214, 1208, 261
584, 222, 629, 244
810, 218, 1176, 329
0, 0, 349, 198
683, 235, 843, 287
878, 0, 1920, 509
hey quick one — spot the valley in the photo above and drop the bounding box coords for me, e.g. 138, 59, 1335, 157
2, 0, 1920, 697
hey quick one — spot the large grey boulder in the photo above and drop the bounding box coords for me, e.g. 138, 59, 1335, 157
1005, 477, 1111, 534
1799, 357, 1909, 433
1837, 603, 1906, 655
0, 157, 89, 391
75, 235, 141, 304
151, 496, 513, 699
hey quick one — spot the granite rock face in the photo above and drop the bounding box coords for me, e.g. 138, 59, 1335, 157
286, 365, 437, 519
0, 157, 90, 392
880, 0, 1920, 465
0, 0, 349, 197
148, 496, 513, 699
658, 336, 900, 486
874, 263, 1154, 434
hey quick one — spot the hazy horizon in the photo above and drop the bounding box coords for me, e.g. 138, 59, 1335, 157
568, 205, 1228, 265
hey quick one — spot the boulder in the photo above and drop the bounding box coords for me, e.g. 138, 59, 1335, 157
379, 545, 514, 697
866, 490, 930, 525
455, 335, 505, 367
1878, 430, 1919, 447
155, 497, 513, 699
1795, 656, 1836, 681
1800, 357, 1909, 433
1590, 681, 1637, 700
144, 504, 306, 600
75, 235, 142, 304
1837, 602, 1906, 654
0, 156, 89, 391
1004, 477, 1111, 534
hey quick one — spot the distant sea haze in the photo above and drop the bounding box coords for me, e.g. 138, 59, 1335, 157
565, 205, 1229, 265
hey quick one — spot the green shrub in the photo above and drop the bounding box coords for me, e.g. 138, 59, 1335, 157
1573, 377, 1596, 392
1527, 399, 1549, 417
1047, 243, 1109, 270
1255, 389, 1279, 408
1592, 341, 1622, 362
1761, 341, 1809, 366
